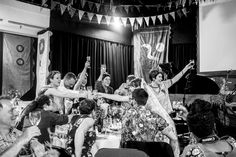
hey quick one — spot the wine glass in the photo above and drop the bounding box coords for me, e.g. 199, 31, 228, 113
87, 56, 91, 68
29, 111, 41, 126
87, 86, 93, 92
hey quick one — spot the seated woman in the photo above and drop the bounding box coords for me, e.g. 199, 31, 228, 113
181, 99, 236, 157
67, 99, 96, 157
22, 95, 71, 144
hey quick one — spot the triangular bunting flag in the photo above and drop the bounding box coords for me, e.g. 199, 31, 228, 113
176, 9, 182, 18
169, 12, 175, 21
156, 4, 161, 12
182, 0, 187, 7
51, 0, 58, 10
69, 7, 76, 18
111, 6, 116, 14
129, 17, 135, 27
121, 17, 128, 27
157, 15, 163, 23
95, 3, 101, 12
81, 0, 86, 8
105, 15, 112, 25
136, 6, 140, 13
182, 8, 187, 16
175, 0, 180, 8
151, 16, 156, 24
164, 13, 169, 21
78, 10, 85, 20
136, 17, 143, 26
42, 0, 48, 6
87, 12, 94, 22
96, 14, 103, 24
189, 0, 193, 6
104, 5, 111, 14
144, 17, 149, 26
88, 2, 94, 11
167, 2, 172, 9
60, 4, 67, 15
124, 6, 129, 14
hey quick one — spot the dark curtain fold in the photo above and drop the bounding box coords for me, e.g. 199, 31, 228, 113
168, 43, 197, 93
50, 31, 134, 90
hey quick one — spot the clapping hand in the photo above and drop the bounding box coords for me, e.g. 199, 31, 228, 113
185, 60, 195, 70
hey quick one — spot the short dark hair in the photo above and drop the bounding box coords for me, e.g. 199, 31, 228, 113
187, 99, 215, 138
126, 75, 136, 83
149, 69, 164, 81
0, 95, 12, 108
79, 99, 96, 114
64, 72, 76, 80
47, 71, 61, 85
132, 88, 148, 106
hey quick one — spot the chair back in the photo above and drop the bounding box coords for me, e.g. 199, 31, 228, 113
124, 141, 174, 157
95, 148, 149, 157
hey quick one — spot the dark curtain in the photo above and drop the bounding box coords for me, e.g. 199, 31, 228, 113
50, 31, 134, 90
168, 43, 197, 93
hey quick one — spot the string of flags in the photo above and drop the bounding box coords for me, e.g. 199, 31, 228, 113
43, 0, 224, 29
50, 1, 193, 27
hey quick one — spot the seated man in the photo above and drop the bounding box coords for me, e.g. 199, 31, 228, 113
0, 95, 41, 157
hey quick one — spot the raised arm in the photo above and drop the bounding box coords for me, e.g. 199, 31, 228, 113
169, 60, 194, 88
97, 93, 130, 102
74, 118, 94, 157
97, 65, 106, 81
45, 88, 87, 99
74, 61, 90, 90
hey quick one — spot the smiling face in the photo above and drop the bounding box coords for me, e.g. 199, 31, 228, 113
64, 78, 76, 89
102, 76, 111, 87
154, 73, 163, 85
50, 73, 61, 87
0, 99, 18, 128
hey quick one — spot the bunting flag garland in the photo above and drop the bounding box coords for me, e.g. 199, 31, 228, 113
164, 14, 169, 22
78, 10, 85, 20
96, 14, 103, 24
182, 8, 187, 17
136, 17, 143, 26
95, 3, 101, 12
51, 0, 197, 30
60, 4, 67, 15
88, 2, 94, 11
151, 16, 156, 25
87, 12, 94, 21
158, 15, 163, 23
129, 17, 135, 28
105, 15, 112, 25
169, 12, 175, 21
69, 7, 76, 17
121, 17, 128, 27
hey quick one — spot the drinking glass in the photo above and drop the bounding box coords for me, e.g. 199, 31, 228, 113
87, 56, 91, 68
29, 111, 41, 126
87, 86, 93, 92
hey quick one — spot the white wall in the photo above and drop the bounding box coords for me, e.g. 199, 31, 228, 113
0, 0, 50, 37
198, 0, 236, 73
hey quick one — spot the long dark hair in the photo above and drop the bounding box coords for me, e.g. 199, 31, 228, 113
187, 99, 215, 138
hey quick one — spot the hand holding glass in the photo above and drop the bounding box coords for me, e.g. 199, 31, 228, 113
29, 111, 41, 126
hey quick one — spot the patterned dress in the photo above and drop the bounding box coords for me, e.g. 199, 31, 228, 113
67, 115, 96, 157
181, 136, 236, 157
121, 103, 169, 144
